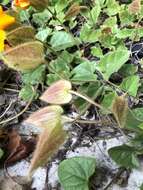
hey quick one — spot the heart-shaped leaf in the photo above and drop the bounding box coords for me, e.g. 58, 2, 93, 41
40, 80, 72, 104
97, 50, 130, 80
7, 26, 35, 46
50, 31, 76, 51
25, 105, 63, 128
58, 157, 96, 190
128, 0, 141, 14
29, 0, 49, 11
112, 95, 128, 128
65, 3, 87, 20
29, 116, 67, 175
2, 41, 44, 71
108, 145, 139, 168
120, 75, 140, 97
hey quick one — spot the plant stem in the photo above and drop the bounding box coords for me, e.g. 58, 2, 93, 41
75, 119, 113, 126
0, 87, 35, 125
70, 90, 129, 139
69, 90, 108, 111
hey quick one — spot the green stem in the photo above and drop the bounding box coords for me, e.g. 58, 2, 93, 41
70, 90, 129, 140
70, 90, 107, 111
75, 119, 113, 126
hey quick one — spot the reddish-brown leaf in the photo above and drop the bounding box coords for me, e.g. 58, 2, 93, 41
40, 80, 72, 105
128, 0, 141, 14
4, 129, 36, 165
65, 3, 87, 20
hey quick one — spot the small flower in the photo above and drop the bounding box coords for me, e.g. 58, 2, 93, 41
14, 0, 30, 9
0, 6, 15, 30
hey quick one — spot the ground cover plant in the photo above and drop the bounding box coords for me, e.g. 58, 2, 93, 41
0, 0, 143, 189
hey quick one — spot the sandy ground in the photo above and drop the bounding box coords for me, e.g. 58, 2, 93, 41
0, 124, 143, 190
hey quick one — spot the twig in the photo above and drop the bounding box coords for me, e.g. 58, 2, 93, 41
0, 85, 35, 125
0, 100, 13, 120
103, 168, 126, 190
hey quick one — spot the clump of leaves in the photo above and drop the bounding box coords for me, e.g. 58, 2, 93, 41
1, 0, 143, 186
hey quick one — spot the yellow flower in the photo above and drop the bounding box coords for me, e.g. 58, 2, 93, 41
14, 0, 30, 9
0, 6, 15, 52
0, 6, 15, 30
0, 30, 6, 52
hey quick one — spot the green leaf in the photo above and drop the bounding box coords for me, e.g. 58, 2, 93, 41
58, 157, 96, 190
101, 91, 117, 114
0, 148, 4, 160
88, 2, 101, 25
46, 74, 61, 85
125, 109, 143, 131
105, 0, 120, 16
55, 0, 69, 13
103, 16, 117, 30
119, 64, 138, 77
48, 52, 71, 78
19, 85, 37, 101
119, 8, 135, 26
108, 145, 140, 168
97, 50, 130, 80
72, 60, 97, 83
32, 9, 52, 27
1, 0, 10, 5
22, 65, 46, 85
50, 31, 76, 51
116, 28, 135, 39
35, 27, 52, 42
120, 75, 140, 97
91, 46, 103, 58
140, 183, 143, 190
80, 24, 101, 43
132, 108, 143, 121
74, 82, 102, 113
19, 10, 30, 23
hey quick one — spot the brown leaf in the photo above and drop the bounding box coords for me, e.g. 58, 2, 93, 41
40, 80, 72, 105
25, 105, 64, 128
7, 129, 21, 155
7, 26, 35, 46
6, 138, 36, 165
29, 0, 49, 11
5, 129, 36, 165
65, 3, 87, 20
128, 0, 141, 14
29, 122, 67, 176
2, 41, 45, 71
112, 95, 128, 128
